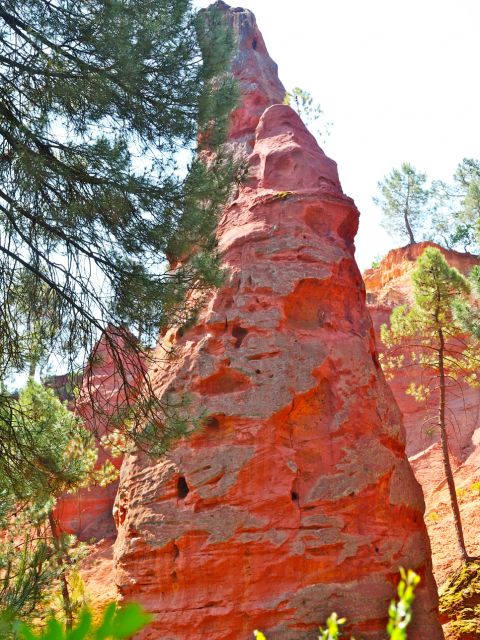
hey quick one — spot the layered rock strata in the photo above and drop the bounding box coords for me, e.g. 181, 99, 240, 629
113, 5, 442, 639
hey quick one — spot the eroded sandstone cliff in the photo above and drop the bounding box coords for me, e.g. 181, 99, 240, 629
54, 329, 143, 540
112, 5, 442, 639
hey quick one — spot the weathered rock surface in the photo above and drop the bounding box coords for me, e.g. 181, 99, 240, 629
54, 330, 143, 540
113, 5, 442, 639
211, 1, 286, 154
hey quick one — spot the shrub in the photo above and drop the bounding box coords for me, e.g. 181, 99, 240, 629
2, 603, 151, 640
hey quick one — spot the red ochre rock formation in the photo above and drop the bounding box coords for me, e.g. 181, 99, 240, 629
113, 5, 442, 640
211, 1, 286, 153
54, 330, 144, 540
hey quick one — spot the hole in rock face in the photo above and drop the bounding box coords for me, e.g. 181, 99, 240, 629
291, 491, 299, 502
232, 325, 248, 348
205, 416, 220, 429
177, 476, 189, 499
252, 38, 257, 50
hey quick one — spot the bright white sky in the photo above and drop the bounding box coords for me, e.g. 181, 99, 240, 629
194, 0, 480, 270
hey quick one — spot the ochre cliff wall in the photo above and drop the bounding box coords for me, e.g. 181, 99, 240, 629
365, 242, 480, 581
113, 5, 442, 639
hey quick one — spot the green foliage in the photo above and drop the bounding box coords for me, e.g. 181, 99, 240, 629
451, 264, 480, 345
374, 163, 430, 245
318, 612, 346, 640
0, 380, 104, 514
405, 382, 430, 403
0, 380, 117, 625
387, 569, 420, 640
253, 570, 419, 640
9, 602, 151, 640
370, 254, 384, 270
430, 158, 480, 252
381, 247, 477, 561
469, 481, 480, 495
0, 0, 241, 448
375, 157, 480, 251
381, 248, 470, 352
439, 562, 480, 639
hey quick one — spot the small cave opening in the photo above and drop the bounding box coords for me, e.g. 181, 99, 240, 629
252, 38, 257, 50
291, 491, 299, 502
177, 476, 190, 499
232, 325, 248, 348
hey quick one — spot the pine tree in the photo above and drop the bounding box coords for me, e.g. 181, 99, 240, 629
0, 380, 118, 628
381, 247, 478, 562
374, 163, 430, 245
0, 0, 240, 444
430, 158, 480, 252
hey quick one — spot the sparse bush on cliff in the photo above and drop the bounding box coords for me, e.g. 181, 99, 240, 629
283, 87, 331, 141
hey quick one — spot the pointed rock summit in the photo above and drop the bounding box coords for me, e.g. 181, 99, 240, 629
114, 5, 443, 639
207, 1, 286, 151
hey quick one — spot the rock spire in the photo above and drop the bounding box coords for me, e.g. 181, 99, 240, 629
113, 5, 443, 638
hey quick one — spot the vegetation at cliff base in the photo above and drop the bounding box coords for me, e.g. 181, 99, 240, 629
3, 602, 151, 640
0, 380, 119, 630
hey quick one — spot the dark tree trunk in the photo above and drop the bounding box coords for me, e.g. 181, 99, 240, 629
437, 328, 470, 562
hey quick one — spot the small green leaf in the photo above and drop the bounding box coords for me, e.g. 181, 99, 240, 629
110, 603, 152, 638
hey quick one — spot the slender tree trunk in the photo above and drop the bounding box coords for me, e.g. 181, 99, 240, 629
48, 511, 73, 630
404, 209, 415, 244
437, 328, 470, 562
